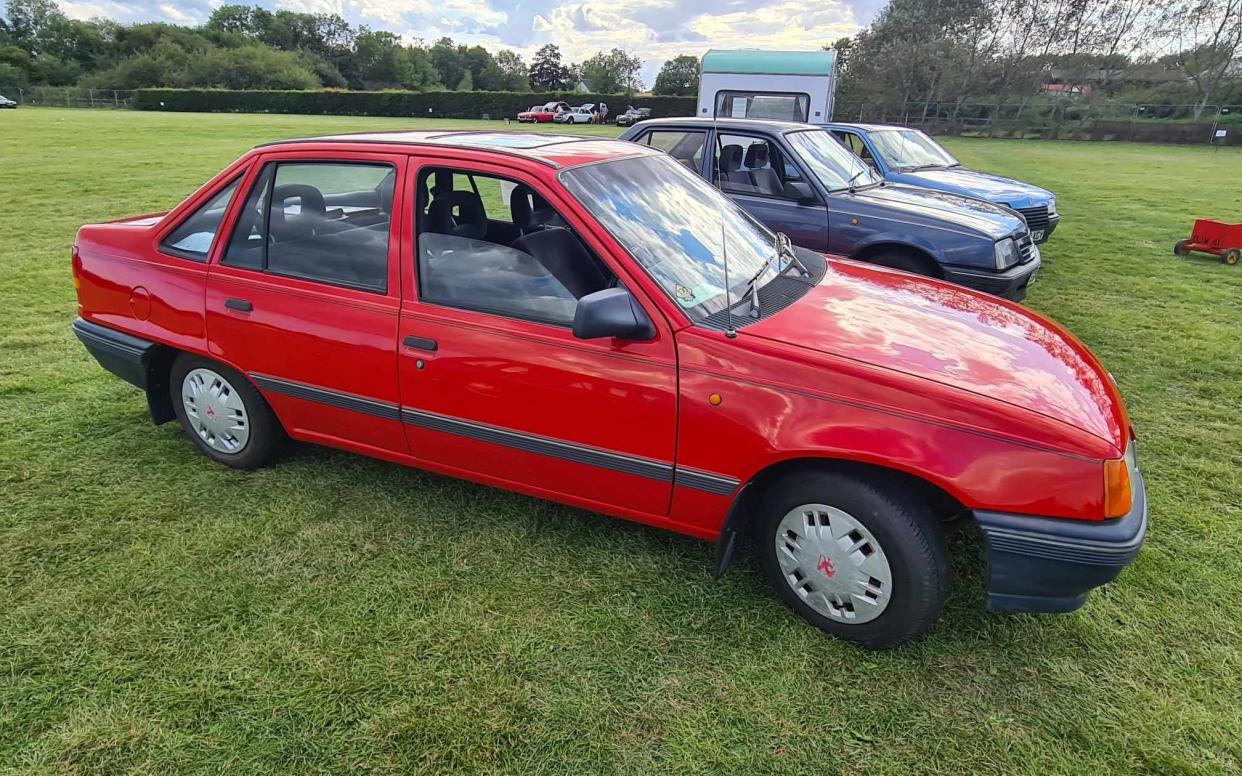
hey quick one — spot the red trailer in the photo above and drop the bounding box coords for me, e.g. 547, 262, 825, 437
1174, 219, 1242, 265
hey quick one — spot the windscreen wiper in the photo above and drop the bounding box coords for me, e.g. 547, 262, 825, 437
776, 231, 810, 278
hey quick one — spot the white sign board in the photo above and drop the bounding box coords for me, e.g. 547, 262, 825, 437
1214, 129, 1227, 138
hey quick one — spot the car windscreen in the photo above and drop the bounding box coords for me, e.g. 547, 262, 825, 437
560, 154, 780, 322
868, 129, 959, 170
785, 129, 882, 191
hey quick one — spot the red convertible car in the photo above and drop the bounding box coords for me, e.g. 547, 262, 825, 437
71, 131, 1146, 648
517, 101, 570, 123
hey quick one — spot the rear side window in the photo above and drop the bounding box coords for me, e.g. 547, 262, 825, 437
642, 130, 706, 172
160, 177, 241, 261
223, 161, 395, 293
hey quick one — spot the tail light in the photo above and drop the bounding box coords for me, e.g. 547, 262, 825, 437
1103, 454, 1133, 519
71, 245, 82, 292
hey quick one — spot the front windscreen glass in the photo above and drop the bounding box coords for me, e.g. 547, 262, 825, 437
867, 129, 960, 170
785, 129, 882, 191
561, 154, 781, 321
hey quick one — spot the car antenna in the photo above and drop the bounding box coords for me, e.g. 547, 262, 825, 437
714, 103, 738, 339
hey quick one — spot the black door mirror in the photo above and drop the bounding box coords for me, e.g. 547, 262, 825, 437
783, 180, 817, 204
573, 288, 656, 341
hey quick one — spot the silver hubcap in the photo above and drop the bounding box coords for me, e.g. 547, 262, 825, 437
775, 503, 893, 624
181, 368, 249, 454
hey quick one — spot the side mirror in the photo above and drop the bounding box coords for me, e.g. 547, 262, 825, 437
573, 287, 656, 341
783, 180, 818, 205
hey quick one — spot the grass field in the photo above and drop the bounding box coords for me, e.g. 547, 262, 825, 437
1, 107, 1240, 775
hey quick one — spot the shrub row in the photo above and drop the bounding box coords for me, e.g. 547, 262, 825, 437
132, 89, 698, 119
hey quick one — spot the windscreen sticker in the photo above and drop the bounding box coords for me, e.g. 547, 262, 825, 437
674, 282, 724, 308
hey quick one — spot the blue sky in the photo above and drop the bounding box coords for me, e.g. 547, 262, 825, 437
57, 0, 883, 86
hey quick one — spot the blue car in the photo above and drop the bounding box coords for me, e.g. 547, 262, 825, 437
619, 117, 1041, 301
824, 123, 1059, 244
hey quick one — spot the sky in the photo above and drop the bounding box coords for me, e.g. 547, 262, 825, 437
56, 0, 885, 86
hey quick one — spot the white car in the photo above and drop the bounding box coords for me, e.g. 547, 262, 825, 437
554, 105, 595, 124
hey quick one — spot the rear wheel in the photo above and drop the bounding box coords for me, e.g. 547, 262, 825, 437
1222, 248, 1240, 266
1173, 239, 1191, 256
170, 354, 284, 469
865, 249, 939, 278
758, 470, 949, 649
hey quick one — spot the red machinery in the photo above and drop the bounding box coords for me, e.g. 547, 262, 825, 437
1174, 219, 1242, 265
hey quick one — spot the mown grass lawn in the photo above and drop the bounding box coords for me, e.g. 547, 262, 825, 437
1, 107, 1240, 774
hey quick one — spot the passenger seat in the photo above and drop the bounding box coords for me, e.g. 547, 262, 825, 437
744, 143, 783, 197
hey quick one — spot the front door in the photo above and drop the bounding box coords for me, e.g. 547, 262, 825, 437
205, 152, 408, 454
396, 158, 678, 516
709, 131, 830, 251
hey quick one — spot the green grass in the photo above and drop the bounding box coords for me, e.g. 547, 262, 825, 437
1, 108, 1240, 775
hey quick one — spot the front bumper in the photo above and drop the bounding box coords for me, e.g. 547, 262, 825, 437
943, 250, 1042, 302
975, 465, 1147, 613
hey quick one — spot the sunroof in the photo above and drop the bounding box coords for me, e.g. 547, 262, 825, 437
435, 132, 582, 149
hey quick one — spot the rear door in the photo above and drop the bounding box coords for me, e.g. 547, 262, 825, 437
395, 156, 678, 516
205, 150, 409, 454
708, 131, 830, 251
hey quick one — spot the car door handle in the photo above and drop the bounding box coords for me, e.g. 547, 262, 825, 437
224, 298, 253, 312
403, 335, 437, 352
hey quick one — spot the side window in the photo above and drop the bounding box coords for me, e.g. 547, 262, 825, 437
713, 133, 802, 200
222, 161, 395, 292
160, 177, 241, 261
714, 91, 810, 122
643, 130, 706, 172
415, 167, 615, 327
840, 132, 875, 163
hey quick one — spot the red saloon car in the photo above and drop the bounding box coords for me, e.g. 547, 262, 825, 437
71, 131, 1146, 648
517, 101, 570, 123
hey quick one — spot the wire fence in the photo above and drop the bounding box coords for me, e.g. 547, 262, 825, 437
835, 101, 1242, 144
0, 87, 137, 109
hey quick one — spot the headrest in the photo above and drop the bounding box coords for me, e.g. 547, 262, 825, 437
719, 144, 743, 172
375, 171, 396, 214
269, 183, 325, 241
744, 143, 770, 169
428, 189, 487, 240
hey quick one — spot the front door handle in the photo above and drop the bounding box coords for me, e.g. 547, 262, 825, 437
403, 335, 437, 352
224, 298, 253, 312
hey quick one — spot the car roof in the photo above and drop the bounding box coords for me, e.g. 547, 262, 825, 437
822, 122, 913, 132
630, 117, 816, 133
255, 130, 657, 169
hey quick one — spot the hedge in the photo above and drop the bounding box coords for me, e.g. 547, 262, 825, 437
132, 89, 698, 119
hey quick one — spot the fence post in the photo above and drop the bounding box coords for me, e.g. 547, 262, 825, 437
89, 88, 94, 108
113, 90, 118, 108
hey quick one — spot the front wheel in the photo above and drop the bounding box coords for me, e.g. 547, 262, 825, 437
1222, 248, 1240, 266
758, 470, 949, 649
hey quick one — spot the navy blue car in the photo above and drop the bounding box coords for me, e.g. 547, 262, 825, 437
619, 118, 1041, 301
824, 123, 1059, 244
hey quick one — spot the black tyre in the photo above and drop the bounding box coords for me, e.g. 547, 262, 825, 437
1173, 239, 1191, 257
865, 250, 938, 278
758, 470, 949, 649
170, 353, 285, 469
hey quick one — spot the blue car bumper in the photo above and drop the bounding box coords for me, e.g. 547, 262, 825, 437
975, 465, 1147, 613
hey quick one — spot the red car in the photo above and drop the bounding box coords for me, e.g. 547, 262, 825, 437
517, 101, 570, 123
71, 131, 1146, 648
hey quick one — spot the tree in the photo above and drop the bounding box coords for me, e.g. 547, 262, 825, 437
493, 49, 529, 90
430, 36, 465, 92
652, 54, 699, 95
455, 68, 472, 90
1167, 0, 1242, 117
528, 43, 569, 91
580, 48, 642, 93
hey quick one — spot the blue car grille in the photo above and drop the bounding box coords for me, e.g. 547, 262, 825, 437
1013, 205, 1051, 233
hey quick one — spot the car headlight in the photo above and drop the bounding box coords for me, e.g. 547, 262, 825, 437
994, 237, 1019, 270
1048, 197, 1057, 216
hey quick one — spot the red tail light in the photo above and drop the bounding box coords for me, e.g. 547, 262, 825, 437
71, 245, 82, 292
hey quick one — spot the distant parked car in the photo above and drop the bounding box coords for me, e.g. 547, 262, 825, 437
0, 94, 17, 109
621, 117, 1042, 301
517, 101, 570, 123
825, 123, 1059, 243
615, 106, 651, 127
555, 104, 596, 124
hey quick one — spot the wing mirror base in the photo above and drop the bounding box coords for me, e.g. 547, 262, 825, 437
572, 288, 656, 341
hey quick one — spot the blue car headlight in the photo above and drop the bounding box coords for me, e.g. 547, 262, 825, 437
994, 237, 1019, 270
1048, 197, 1057, 216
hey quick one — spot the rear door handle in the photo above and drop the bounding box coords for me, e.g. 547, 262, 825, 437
403, 335, 437, 352
224, 298, 253, 312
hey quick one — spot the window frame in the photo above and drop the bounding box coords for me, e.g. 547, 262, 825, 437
713, 90, 812, 122
219, 157, 399, 296
412, 164, 617, 329
156, 173, 245, 263
709, 130, 821, 206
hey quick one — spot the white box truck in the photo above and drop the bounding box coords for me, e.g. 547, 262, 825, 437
696, 49, 838, 123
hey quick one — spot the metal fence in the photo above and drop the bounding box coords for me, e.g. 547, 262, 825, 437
0, 87, 137, 109
834, 101, 1242, 144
